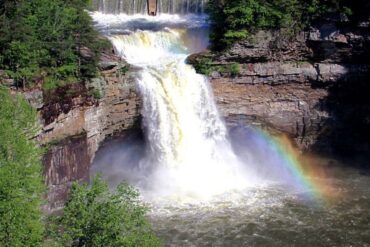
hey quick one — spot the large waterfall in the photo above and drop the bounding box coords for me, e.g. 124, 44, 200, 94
90, 11, 317, 202
108, 27, 253, 200
92, 0, 208, 15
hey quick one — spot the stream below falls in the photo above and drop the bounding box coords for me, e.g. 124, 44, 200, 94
90, 12, 370, 246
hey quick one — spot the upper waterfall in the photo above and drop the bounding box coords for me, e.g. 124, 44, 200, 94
92, 0, 208, 15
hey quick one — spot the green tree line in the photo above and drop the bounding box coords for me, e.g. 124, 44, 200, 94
0, 0, 109, 90
207, 0, 358, 50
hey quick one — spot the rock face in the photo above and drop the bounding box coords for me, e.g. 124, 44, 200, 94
189, 21, 370, 153
43, 134, 90, 211
22, 53, 142, 211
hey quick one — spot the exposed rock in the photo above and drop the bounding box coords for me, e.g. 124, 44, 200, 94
216, 30, 312, 63
43, 134, 89, 211
32, 55, 141, 211
212, 78, 329, 149
189, 23, 370, 154
98, 61, 120, 70
23, 89, 44, 110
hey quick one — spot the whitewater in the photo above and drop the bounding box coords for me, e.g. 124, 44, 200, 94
105, 17, 258, 201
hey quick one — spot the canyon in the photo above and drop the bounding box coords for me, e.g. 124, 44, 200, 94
2, 17, 369, 210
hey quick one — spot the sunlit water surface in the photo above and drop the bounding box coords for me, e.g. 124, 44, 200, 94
149, 166, 370, 246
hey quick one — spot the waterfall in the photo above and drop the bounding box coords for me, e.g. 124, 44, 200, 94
91, 0, 208, 15
108, 28, 252, 200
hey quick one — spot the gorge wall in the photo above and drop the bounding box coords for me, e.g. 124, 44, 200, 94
189, 20, 370, 154
21, 52, 141, 211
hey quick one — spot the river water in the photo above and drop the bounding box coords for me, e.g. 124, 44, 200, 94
91, 12, 370, 246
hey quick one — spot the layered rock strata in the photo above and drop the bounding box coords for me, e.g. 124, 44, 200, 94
21, 53, 141, 211
189, 21, 370, 153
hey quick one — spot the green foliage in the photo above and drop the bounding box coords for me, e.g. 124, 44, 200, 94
89, 88, 102, 99
120, 65, 130, 75
208, 0, 353, 50
49, 175, 161, 247
193, 57, 214, 75
228, 63, 241, 76
193, 57, 241, 77
0, 0, 110, 89
0, 86, 45, 246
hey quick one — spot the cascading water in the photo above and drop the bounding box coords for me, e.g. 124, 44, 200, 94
92, 0, 207, 15
109, 28, 255, 201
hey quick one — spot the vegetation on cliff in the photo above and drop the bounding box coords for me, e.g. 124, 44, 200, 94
207, 0, 354, 50
0, 0, 110, 90
0, 86, 45, 246
0, 87, 160, 245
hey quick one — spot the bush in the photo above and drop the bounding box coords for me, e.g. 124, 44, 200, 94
229, 63, 241, 76
193, 57, 241, 77
49, 175, 161, 247
89, 88, 102, 99
0, 86, 45, 246
193, 57, 214, 75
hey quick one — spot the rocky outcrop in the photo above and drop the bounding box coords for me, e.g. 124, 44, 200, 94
43, 134, 90, 211
189, 21, 370, 153
20, 53, 141, 211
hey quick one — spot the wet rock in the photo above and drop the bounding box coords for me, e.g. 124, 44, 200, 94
98, 61, 119, 70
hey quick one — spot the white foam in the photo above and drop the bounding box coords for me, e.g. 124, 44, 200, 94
109, 28, 259, 203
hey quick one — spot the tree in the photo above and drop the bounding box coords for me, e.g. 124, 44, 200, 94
0, 0, 110, 89
207, 0, 353, 50
50, 175, 161, 247
0, 86, 45, 246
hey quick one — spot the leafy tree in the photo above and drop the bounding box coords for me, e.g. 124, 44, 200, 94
207, 0, 353, 50
50, 175, 161, 247
0, 86, 45, 246
0, 0, 110, 89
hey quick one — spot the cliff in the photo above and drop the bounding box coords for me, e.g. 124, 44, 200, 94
19, 52, 141, 211
188, 20, 370, 154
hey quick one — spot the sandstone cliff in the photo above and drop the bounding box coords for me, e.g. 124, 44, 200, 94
20, 52, 141, 211
188, 20, 370, 154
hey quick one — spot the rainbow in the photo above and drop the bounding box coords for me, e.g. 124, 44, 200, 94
242, 127, 336, 204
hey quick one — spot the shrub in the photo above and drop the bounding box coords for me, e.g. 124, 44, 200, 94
229, 63, 241, 76
193, 57, 214, 75
49, 175, 161, 247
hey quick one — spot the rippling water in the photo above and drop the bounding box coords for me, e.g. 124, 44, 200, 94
149, 164, 370, 246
